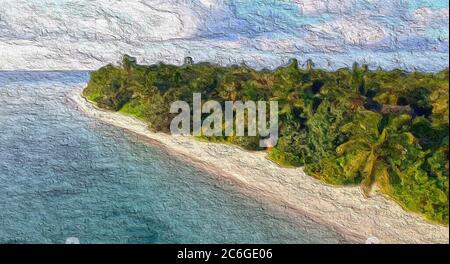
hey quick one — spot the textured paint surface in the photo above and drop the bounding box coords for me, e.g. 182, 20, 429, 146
0, 1, 448, 244
0, 71, 348, 243
0, 0, 448, 71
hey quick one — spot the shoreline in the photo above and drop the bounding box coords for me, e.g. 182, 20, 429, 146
69, 87, 449, 244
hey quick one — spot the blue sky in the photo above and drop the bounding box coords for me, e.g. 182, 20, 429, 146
0, 0, 448, 70
198, 0, 448, 49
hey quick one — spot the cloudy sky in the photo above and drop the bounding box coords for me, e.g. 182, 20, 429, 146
0, 0, 448, 70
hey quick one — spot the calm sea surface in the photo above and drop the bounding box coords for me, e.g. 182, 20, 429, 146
0, 71, 348, 243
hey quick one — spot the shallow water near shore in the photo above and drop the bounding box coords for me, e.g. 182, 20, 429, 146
0, 71, 349, 243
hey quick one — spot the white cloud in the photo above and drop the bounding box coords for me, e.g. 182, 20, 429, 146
413, 7, 449, 26
197, 0, 222, 9
0, 0, 202, 41
307, 18, 385, 46
252, 37, 299, 53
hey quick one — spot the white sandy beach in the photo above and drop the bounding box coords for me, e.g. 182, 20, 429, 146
69, 88, 449, 244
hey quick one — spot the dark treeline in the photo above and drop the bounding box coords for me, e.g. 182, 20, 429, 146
83, 55, 449, 224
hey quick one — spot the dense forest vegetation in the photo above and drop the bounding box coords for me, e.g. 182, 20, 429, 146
83, 55, 449, 224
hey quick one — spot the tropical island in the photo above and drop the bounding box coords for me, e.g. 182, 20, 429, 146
82, 55, 449, 226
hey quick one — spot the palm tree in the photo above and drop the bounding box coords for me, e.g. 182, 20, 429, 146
336, 111, 415, 196
121, 54, 137, 74
306, 59, 315, 71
